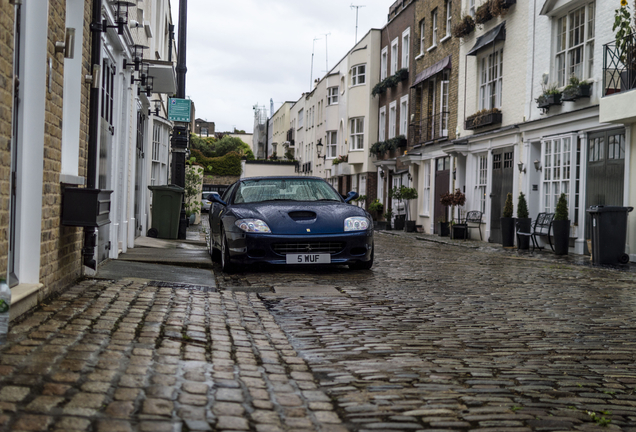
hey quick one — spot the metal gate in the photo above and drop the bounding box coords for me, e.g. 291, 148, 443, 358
489, 146, 514, 243
433, 156, 450, 234
585, 129, 626, 245
97, 58, 115, 263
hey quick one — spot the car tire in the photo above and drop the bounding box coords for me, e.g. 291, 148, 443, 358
220, 229, 236, 273
209, 235, 221, 262
349, 244, 374, 270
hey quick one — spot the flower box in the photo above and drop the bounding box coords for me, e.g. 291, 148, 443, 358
465, 111, 502, 130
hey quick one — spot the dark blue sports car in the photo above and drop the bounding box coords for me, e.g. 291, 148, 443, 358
208, 176, 374, 272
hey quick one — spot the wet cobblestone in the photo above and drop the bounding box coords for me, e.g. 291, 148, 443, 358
246, 231, 636, 431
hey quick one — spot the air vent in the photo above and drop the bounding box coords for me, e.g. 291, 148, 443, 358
288, 211, 316, 221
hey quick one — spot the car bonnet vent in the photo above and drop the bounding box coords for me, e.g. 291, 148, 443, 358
288, 211, 316, 221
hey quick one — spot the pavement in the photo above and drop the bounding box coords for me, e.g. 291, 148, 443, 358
1, 217, 636, 431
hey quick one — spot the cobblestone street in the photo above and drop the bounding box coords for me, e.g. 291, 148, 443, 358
1, 231, 636, 431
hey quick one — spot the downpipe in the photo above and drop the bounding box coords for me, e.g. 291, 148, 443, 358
83, 0, 102, 270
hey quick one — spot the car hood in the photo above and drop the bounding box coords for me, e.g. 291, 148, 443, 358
231, 201, 369, 234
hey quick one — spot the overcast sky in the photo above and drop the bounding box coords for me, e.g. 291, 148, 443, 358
172, 1, 391, 133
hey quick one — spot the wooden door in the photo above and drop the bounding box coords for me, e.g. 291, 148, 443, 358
489, 146, 514, 243
433, 156, 450, 233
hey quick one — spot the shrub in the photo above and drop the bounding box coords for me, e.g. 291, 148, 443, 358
191, 149, 242, 176
452, 15, 476, 38
517, 192, 529, 219
502, 192, 513, 218
555, 193, 569, 221
368, 199, 384, 214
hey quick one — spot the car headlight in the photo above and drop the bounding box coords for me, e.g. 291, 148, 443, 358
344, 217, 370, 232
235, 219, 271, 233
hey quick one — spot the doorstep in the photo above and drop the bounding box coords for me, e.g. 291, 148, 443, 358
10, 283, 44, 321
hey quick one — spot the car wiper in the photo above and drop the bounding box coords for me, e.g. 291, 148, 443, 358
262, 198, 298, 202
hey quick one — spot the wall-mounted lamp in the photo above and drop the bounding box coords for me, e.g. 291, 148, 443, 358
149, 99, 161, 116
379, 169, 384, 178
518, 162, 526, 173
533, 159, 542, 171
407, 172, 412, 182
102, 1, 135, 35
316, 139, 323, 157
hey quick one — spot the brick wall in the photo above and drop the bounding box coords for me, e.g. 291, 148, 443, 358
0, 3, 13, 277
39, 1, 92, 295
412, 0, 461, 149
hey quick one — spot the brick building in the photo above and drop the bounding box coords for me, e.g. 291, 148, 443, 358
372, 0, 417, 224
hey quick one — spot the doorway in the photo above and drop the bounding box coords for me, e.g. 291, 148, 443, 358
433, 156, 450, 233
489, 146, 514, 243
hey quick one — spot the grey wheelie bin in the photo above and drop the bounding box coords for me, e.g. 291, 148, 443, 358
587, 205, 633, 266
148, 185, 184, 239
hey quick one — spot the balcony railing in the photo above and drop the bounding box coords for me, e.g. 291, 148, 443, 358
409, 111, 449, 146
603, 33, 636, 96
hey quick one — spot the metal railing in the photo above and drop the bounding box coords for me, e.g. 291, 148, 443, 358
603, 33, 636, 96
409, 111, 450, 146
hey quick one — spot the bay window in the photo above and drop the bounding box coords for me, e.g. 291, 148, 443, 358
350, 117, 364, 150
351, 64, 366, 86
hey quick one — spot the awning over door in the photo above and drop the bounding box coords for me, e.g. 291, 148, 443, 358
466, 21, 506, 56
411, 55, 452, 88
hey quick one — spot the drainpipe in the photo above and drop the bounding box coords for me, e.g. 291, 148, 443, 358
82, 0, 103, 270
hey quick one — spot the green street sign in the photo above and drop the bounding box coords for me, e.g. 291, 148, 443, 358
168, 98, 191, 122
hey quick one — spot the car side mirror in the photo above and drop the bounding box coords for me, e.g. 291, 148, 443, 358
344, 191, 359, 203
210, 194, 227, 206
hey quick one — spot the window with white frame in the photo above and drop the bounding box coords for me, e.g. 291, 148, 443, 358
350, 117, 364, 150
327, 131, 337, 158
381, 47, 388, 80
469, 0, 475, 17
422, 160, 431, 215
440, 76, 449, 136
359, 174, 367, 196
152, 123, 161, 162
351, 64, 366, 86
391, 38, 399, 75
298, 109, 304, 128
555, 2, 595, 87
446, 1, 452, 37
399, 96, 409, 137
432, 9, 438, 47
379, 106, 386, 141
389, 102, 397, 139
479, 48, 503, 110
327, 87, 339, 105
352, 174, 358, 192
419, 19, 425, 55
542, 137, 573, 213
402, 28, 410, 69
476, 154, 488, 214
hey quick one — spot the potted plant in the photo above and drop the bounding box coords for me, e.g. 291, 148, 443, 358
400, 186, 419, 232
383, 209, 393, 230
368, 199, 385, 229
516, 192, 531, 250
184, 158, 205, 225
553, 193, 570, 255
389, 186, 406, 230
501, 192, 515, 247
439, 191, 454, 236
450, 189, 467, 239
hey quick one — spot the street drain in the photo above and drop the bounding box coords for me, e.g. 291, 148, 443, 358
148, 281, 217, 292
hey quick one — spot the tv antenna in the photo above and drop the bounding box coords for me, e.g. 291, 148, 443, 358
350, 4, 366, 44
323, 33, 331, 72
310, 36, 321, 90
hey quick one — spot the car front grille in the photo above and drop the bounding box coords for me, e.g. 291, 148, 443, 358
272, 242, 345, 255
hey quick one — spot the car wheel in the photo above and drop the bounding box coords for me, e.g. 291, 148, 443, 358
209, 234, 221, 262
220, 229, 236, 273
349, 244, 374, 270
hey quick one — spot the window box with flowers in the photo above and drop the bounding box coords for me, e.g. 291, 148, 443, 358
561, 76, 592, 101
331, 154, 348, 165
475, 3, 493, 24
371, 68, 409, 97
536, 84, 562, 110
452, 15, 475, 38
465, 108, 502, 130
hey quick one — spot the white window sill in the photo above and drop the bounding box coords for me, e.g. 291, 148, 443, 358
440, 34, 451, 43
419, 214, 430, 218
59, 174, 86, 185
349, 83, 366, 88
415, 53, 425, 60
427, 44, 437, 52
348, 149, 364, 152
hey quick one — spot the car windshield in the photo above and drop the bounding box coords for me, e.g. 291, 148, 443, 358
233, 179, 342, 204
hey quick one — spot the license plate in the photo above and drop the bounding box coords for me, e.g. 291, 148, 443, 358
286, 253, 331, 264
